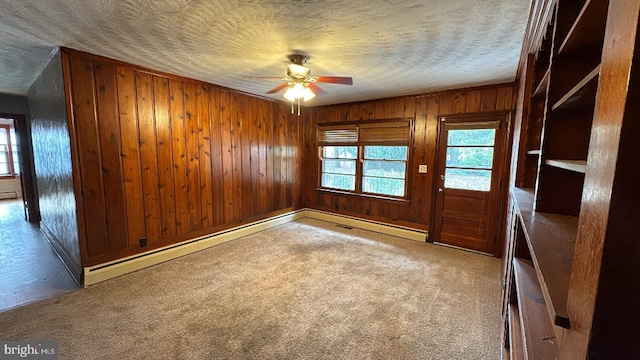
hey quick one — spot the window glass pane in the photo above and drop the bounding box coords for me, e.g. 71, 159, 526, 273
447, 129, 495, 146
0, 152, 8, 174
363, 160, 405, 179
321, 174, 355, 191
446, 147, 494, 169
0, 129, 7, 145
322, 159, 356, 175
445, 169, 492, 191
363, 177, 405, 196
323, 146, 357, 159
364, 146, 408, 160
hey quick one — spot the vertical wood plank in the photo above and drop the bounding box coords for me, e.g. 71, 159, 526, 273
258, 100, 268, 214
452, 91, 467, 113
136, 71, 162, 244
290, 111, 301, 208
232, 93, 243, 222
249, 97, 261, 216
184, 82, 202, 231
481, 87, 498, 111
169, 79, 189, 235
240, 95, 253, 219
70, 56, 109, 256
423, 95, 440, 226
409, 97, 425, 223
280, 105, 290, 209
198, 85, 214, 229
265, 101, 275, 213
94, 62, 128, 252
220, 91, 234, 223
153, 76, 177, 239
496, 86, 515, 111
272, 104, 283, 210
466, 90, 482, 113
209, 88, 224, 226
116, 66, 146, 248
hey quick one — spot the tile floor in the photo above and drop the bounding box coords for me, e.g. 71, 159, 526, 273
0, 199, 78, 312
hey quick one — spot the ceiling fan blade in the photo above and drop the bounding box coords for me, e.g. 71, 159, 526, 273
308, 83, 328, 96
266, 82, 289, 94
315, 76, 353, 85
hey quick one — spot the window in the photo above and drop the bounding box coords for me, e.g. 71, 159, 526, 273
318, 120, 411, 198
0, 125, 16, 177
444, 127, 497, 191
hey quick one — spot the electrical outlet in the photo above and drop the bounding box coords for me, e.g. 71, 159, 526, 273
139, 237, 147, 247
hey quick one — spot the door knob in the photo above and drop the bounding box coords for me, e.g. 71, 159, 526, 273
438, 187, 444, 193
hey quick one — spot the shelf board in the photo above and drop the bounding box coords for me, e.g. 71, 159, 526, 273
557, 0, 609, 56
533, 69, 550, 98
552, 66, 600, 110
545, 159, 587, 173
509, 305, 525, 360
527, 150, 541, 156
512, 188, 577, 328
513, 258, 560, 359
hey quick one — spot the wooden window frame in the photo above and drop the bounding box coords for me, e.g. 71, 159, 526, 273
317, 119, 413, 200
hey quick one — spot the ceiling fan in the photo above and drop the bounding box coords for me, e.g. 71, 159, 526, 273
246, 54, 353, 115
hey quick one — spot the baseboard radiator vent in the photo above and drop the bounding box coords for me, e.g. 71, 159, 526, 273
83, 208, 427, 287
0, 191, 18, 200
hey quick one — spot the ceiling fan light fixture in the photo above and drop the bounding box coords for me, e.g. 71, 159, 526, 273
303, 87, 315, 101
284, 82, 308, 101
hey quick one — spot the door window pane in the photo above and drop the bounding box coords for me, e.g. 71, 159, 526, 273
446, 147, 494, 169
363, 177, 405, 197
447, 129, 496, 146
445, 169, 492, 191
321, 173, 355, 191
363, 160, 406, 179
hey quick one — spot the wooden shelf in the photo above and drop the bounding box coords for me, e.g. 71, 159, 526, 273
509, 304, 525, 360
533, 69, 550, 98
545, 159, 587, 173
527, 150, 541, 156
552, 66, 599, 110
513, 258, 560, 359
512, 188, 577, 328
557, 0, 609, 56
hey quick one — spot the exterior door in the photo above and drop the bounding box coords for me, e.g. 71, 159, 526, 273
433, 115, 506, 254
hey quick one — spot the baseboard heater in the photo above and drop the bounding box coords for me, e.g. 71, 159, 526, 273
83, 209, 428, 287
0, 191, 18, 200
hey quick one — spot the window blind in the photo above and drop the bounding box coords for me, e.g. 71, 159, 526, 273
359, 120, 411, 144
317, 124, 358, 145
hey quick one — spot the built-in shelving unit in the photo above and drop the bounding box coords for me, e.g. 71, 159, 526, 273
513, 258, 560, 358
545, 159, 587, 173
502, 0, 626, 357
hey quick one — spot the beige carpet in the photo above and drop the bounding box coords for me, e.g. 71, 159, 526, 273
0, 218, 501, 359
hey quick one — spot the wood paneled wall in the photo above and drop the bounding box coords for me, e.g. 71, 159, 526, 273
62, 49, 301, 266
301, 84, 517, 232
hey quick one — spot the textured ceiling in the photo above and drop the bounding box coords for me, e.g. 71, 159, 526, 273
0, 0, 530, 106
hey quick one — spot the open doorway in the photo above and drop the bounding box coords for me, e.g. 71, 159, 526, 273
0, 114, 77, 312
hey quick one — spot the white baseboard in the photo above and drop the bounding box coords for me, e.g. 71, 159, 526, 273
83, 208, 427, 286
304, 209, 427, 243
84, 210, 306, 287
